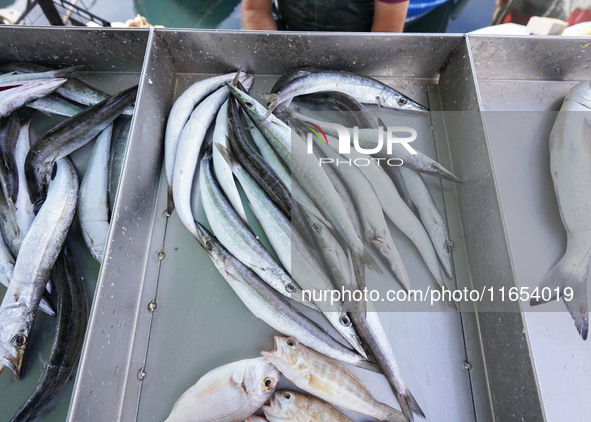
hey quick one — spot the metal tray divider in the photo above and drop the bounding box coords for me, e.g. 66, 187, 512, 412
68, 27, 168, 422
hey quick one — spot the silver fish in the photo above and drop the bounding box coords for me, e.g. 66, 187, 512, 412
0, 65, 81, 84
164, 72, 250, 206
172, 86, 229, 239
164, 357, 280, 422
193, 222, 376, 370
0, 79, 66, 118
266, 70, 427, 119
26, 94, 85, 118
78, 124, 112, 263
530, 81, 591, 339
0, 158, 78, 378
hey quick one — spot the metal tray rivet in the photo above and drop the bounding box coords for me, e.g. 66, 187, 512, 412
137, 367, 147, 380
147, 300, 157, 312
463, 361, 472, 371
157, 251, 166, 261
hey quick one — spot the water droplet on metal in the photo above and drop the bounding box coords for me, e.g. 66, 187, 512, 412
429, 125, 436, 132
463, 361, 472, 371
147, 300, 157, 312
137, 367, 147, 380
157, 251, 166, 261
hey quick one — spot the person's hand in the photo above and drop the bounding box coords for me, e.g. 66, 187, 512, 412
372, 0, 409, 32
242, 0, 278, 30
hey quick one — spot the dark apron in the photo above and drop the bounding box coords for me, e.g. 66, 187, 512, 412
276, 0, 375, 31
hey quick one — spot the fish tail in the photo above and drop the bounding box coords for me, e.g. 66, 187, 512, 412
530, 251, 589, 340
398, 389, 426, 420
166, 185, 175, 215
384, 405, 410, 422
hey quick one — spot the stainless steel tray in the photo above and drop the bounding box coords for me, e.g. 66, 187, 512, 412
70, 31, 511, 422
0, 26, 148, 421
467, 34, 591, 422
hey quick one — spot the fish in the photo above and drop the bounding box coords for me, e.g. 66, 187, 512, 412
0, 65, 81, 84
396, 166, 454, 280
0, 79, 67, 118
199, 152, 307, 306
261, 336, 406, 422
218, 145, 367, 357
172, 86, 229, 239
263, 390, 352, 422
26, 94, 85, 118
164, 357, 280, 422
0, 113, 20, 203
0, 157, 78, 378
226, 84, 375, 275
0, 232, 14, 290
314, 137, 412, 291
108, 116, 131, 211
25, 85, 137, 204
212, 99, 248, 223
10, 251, 87, 422
164, 71, 250, 210
78, 124, 112, 263
193, 222, 376, 370
228, 95, 292, 218
265, 70, 427, 119
530, 81, 591, 340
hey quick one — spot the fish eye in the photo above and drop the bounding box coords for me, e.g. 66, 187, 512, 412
311, 223, 321, 233
283, 392, 293, 400
339, 314, 351, 327
245, 100, 254, 108
262, 377, 274, 391
397, 97, 408, 106
10, 333, 27, 348
205, 240, 213, 251
285, 283, 297, 294
286, 337, 297, 348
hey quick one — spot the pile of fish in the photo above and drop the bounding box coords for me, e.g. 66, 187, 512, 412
164, 67, 461, 421
0, 63, 136, 421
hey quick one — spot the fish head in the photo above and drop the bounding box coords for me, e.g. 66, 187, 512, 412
225, 83, 267, 123
262, 390, 300, 420
261, 336, 310, 378
242, 357, 281, 405
0, 302, 33, 379
384, 93, 428, 113
565, 81, 591, 110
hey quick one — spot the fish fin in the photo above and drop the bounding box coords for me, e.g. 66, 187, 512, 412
530, 252, 589, 340
395, 389, 425, 421
432, 162, 461, 183
214, 141, 234, 166
39, 297, 56, 317
260, 93, 276, 106
231, 69, 242, 87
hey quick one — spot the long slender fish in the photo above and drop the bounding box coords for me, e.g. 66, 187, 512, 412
199, 153, 305, 305
172, 86, 229, 239
165, 357, 280, 422
26, 94, 85, 118
108, 117, 131, 211
0, 65, 81, 84
79, 124, 112, 263
262, 336, 406, 422
0, 158, 78, 378
164, 71, 249, 206
314, 138, 412, 291
397, 166, 454, 279
0, 79, 67, 118
193, 222, 376, 370
263, 390, 353, 422
266, 70, 427, 119
212, 100, 248, 223
0, 113, 20, 203
25, 85, 136, 203
226, 84, 372, 272
220, 146, 366, 357
530, 81, 591, 339
10, 251, 87, 422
